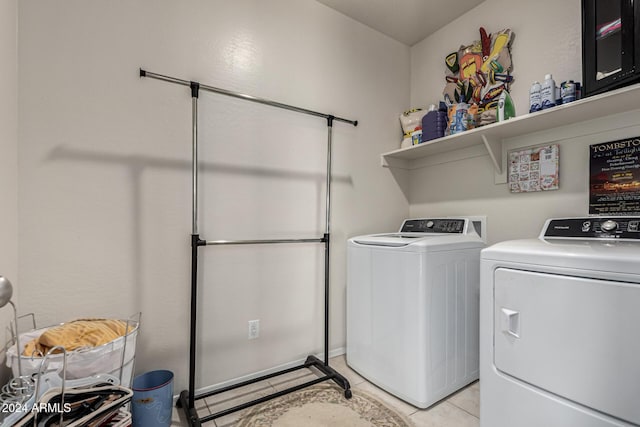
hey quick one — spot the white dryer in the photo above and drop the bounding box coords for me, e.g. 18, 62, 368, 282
347, 217, 486, 408
481, 217, 640, 427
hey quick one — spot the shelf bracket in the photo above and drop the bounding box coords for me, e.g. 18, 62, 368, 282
481, 134, 502, 174
381, 155, 410, 170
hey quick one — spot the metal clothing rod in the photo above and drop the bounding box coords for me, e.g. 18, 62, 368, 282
206, 238, 325, 246
191, 95, 199, 234
140, 69, 358, 126
325, 120, 333, 235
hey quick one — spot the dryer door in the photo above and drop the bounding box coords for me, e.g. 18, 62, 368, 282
493, 268, 640, 425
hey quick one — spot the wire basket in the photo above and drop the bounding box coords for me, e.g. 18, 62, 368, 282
5, 315, 140, 388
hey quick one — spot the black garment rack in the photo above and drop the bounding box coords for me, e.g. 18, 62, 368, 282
139, 69, 357, 426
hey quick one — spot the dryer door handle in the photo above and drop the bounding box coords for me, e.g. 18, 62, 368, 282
501, 308, 520, 338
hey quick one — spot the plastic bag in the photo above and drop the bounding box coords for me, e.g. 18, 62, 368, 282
399, 109, 426, 135
6, 320, 139, 387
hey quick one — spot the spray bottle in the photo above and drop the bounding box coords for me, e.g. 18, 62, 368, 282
497, 90, 515, 122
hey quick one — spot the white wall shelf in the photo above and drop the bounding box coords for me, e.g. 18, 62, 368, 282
381, 83, 640, 172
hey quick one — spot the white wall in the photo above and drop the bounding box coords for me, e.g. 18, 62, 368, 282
17, 0, 409, 392
0, 0, 18, 383
406, 0, 640, 244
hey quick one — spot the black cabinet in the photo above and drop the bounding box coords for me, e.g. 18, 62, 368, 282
582, 0, 640, 96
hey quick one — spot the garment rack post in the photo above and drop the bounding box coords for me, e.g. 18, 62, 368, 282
139, 69, 357, 426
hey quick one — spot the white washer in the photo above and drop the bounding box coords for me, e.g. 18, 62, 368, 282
347, 217, 486, 408
481, 217, 640, 427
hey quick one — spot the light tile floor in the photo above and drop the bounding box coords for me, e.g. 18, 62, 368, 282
171, 355, 480, 426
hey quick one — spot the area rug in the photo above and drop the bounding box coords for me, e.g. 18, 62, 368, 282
236, 383, 413, 427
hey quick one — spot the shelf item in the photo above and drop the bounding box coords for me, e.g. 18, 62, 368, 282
140, 69, 357, 426
381, 83, 640, 171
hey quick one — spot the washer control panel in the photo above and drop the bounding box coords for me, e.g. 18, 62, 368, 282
400, 218, 466, 234
543, 217, 640, 239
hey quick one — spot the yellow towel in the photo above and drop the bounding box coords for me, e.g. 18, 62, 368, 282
21, 319, 132, 356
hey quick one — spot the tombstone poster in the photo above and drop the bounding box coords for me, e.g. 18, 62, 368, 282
589, 137, 640, 215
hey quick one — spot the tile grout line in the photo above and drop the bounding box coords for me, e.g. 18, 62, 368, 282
445, 400, 480, 419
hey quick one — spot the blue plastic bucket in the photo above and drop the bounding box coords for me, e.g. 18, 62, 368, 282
131, 370, 174, 427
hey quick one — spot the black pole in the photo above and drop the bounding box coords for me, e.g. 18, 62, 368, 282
188, 234, 200, 410
324, 232, 330, 365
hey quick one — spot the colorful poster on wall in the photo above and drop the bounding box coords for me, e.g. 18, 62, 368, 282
589, 137, 640, 215
508, 144, 559, 193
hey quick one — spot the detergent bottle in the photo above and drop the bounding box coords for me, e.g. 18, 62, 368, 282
450, 97, 469, 135
540, 74, 556, 110
421, 103, 448, 142
529, 81, 542, 113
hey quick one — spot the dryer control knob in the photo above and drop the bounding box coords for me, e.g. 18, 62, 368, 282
426, 221, 434, 228
601, 220, 618, 232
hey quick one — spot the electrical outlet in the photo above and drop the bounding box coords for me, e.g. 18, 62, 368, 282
248, 319, 260, 339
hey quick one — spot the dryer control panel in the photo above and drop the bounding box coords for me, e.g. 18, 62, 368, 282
400, 218, 466, 234
543, 217, 640, 239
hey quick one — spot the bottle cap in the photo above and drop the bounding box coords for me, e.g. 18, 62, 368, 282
545, 74, 553, 80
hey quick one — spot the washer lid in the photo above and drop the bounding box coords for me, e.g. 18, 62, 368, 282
351, 232, 446, 247
351, 232, 485, 250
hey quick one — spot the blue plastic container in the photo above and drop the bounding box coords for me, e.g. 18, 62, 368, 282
132, 370, 174, 427
421, 104, 448, 142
